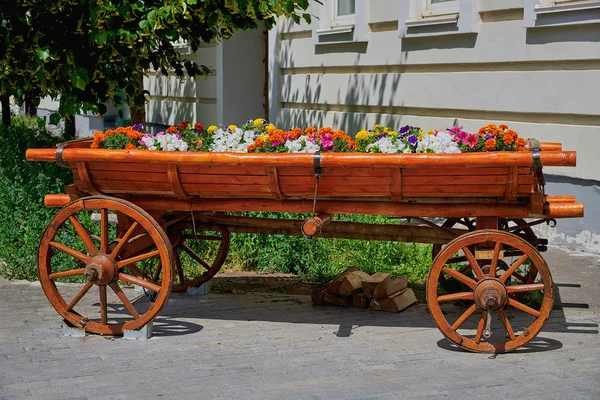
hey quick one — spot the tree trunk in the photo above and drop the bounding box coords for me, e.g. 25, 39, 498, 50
1, 95, 11, 126
24, 95, 38, 117
64, 114, 76, 140
129, 74, 146, 124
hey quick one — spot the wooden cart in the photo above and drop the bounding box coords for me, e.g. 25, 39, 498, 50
26, 139, 583, 353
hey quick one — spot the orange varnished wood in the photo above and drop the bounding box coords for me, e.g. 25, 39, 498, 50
76, 162, 101, 195
26, 148, 577, 168
267, 167, 285, 200
506, 167, 519, 201
167, 164, 189, 199
391, 169, 402, 202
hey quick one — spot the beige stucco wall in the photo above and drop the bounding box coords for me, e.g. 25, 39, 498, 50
270, 0, 600, 181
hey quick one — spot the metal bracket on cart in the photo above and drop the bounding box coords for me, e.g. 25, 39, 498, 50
529, 138, 546, 195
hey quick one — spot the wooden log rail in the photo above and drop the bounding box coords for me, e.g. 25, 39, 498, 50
44, 194, 583, 219
174, 214, 468, 244
26, 147, 577, 168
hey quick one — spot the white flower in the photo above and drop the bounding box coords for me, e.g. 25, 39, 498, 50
416, 131, 461, 154
366, 137, 407, 154
211, 127, 256, 152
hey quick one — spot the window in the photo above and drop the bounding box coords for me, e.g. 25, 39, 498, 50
312, 0, 368, 44
425, 0, 460, 16
399, 0, 478, 38
336, 0, 355, 17
524, 0, 600, 27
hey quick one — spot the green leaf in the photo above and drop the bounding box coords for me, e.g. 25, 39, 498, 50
186, 0, 197, 5
49, 113, 61, 125
36, 48, 50, 61
72, 68, 89, 90
95, 31, 108, 45
138, 19, 148, 29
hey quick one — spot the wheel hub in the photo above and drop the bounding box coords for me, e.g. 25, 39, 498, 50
473, 278, 508, 311
84, 254, 117, 285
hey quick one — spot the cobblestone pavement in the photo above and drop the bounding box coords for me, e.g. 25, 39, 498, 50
1, 247, 599, 400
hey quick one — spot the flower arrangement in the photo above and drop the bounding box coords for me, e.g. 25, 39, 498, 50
89, 119, 528, 154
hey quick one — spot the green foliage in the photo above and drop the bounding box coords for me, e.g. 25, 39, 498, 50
0, 117, 73, 279
0, 0, 314, 121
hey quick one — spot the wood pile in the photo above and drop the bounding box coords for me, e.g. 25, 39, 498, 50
311, 266, 417, 312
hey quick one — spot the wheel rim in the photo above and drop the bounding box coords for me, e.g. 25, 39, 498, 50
427, 230, 553, 353
38, 196, 173, 335
166, 223, 230, 292
432, 218, 539, 294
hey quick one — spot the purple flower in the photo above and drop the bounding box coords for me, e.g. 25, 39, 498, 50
376, 133, 387, 140
132, 123, 143, 131
399, 125, 411, 134
407, 135, 418, 145
484, 134, 495, 140
174, 133, 181, 140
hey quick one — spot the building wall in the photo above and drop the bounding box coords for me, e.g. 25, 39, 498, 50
270, 0, 600, 253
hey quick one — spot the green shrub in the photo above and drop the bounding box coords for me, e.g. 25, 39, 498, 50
0, 117, 72, 279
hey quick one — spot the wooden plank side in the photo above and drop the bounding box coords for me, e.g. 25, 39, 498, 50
402, 175, 508, 186
403, 185, 506, 197
278, 167, 392, 177
278, 176, 392, 187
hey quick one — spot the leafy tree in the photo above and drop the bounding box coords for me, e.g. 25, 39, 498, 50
0, 0, 313, 135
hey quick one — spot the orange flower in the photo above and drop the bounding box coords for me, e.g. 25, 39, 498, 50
247, 144, 256, 152
305, 126, 316, 135
125, 143, 136, 150
348, 139, 357, 150
127, 130, 142, 140
499, 124, 509, 130
503, 134, 515, 145
167, 126, 177, 134
93, 131, 105, 142
485, 139, 497, 151
90, 141, 99, 149
506, 129, 518, 138
255, 137, 265, 147
333, 130, 348, 141
515, 137, 526, 147
517, 146, 527, 152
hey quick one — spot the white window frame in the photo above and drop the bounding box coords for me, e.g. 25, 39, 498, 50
399, 0, 478, 38
524, 0, 600, 27
424, 0, 460, 16
312, 0, 368, 45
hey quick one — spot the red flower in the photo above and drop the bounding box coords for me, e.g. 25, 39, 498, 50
167, 126, 177, 133
194, 123, 203, 131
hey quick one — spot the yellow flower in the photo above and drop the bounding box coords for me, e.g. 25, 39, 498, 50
207, 125, 217, 134
389, 131, 398, 137
228, 124, 238, 132
384, 127, 390, 133
356, 130, 369, 141
265, 123, 276, 133
253, 118, 265, 127
374, 124, 382, 130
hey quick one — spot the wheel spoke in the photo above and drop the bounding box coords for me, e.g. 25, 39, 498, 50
66, 282, 93, 311
474, 311, 487, 344
99, 285, 108, 325
100, 209, 109, 254
506, 283, 545, 293
498, 309, 516, 340
438, 292, 474, 303
49, 241, 90, 263
68, 216, 98, 256
462, 247, 485, 281
446, 256, 468, 264
173, 248, 185, 286
489, 242, 502, 278
116, 250, 160, 269
49, 268, 85, 280
442, 267, 477, 289
110, 222, 140, 259
181, 234, 222, 241
180, 242, 211, 270
507, 298, 541, 317
451, 303, 477, 330
109, 283, 140, 319
118, 273, 162, 293
499, 254, 529, 283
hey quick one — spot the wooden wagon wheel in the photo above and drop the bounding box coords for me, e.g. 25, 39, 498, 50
427, 230, 553, 353
165, 223, 230, 292
38, 196, 173, 335
432, 218, 538, 294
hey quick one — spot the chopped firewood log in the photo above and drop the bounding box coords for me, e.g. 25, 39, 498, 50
337, 271, 371, 295
326, 266, 361, 294
323, 292, 353, 307
373, 275, 408, 299
361, 272, 391, 298
353, 293, 369, 308
370, 288, 417, 312
311, 288, 327, 306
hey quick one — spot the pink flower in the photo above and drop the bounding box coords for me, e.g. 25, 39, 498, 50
464, 134, 479, 149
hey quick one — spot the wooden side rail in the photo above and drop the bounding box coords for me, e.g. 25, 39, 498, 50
545, 197, 584, 218
44, 194, 72, 208
26, 148, 577, 168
